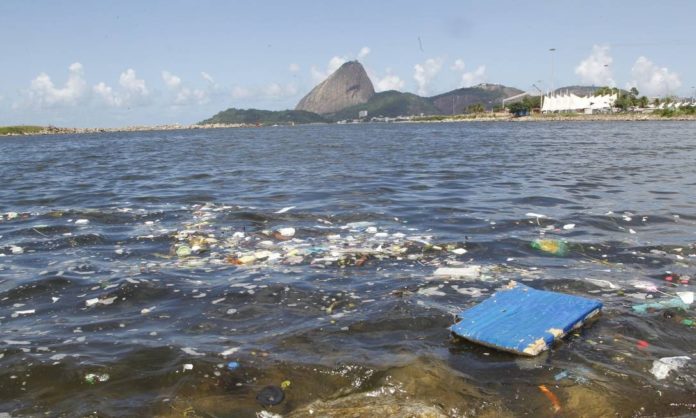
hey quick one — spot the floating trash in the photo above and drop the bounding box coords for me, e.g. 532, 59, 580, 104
650, 356, 690, 380
451, 281, 602, 356
84, 373, 110, 384
531, 239, 568, 256
632, 298, 690, 314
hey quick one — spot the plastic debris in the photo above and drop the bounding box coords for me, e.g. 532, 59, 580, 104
280, 380, 291, 389
274, 206, 295, 214
275, 227, 295, 238
632, 298, 690, 314
562, 224, 575, 230
451, 248, 467, 255
85, 373, 110, 384
554, 371, 569, 381
11, 309, 35, 318
538, 384, 561, 413
226, 361, 240, 371
256, 412, 283, 418
75, 219, 90, 225
650, 356, 690, 380
176, 245, 192, 257
182, 363, 193, 372
433, 266, 481, 280
9, 245, 24, 255
636, 340, 649, 349
531, 239, 568, 256
221, 347, 239, 356
451, 281, 602, 356
256, 385, 285, 406
677, 291, 694, 305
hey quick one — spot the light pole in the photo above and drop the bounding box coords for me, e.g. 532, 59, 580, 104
549, 48, 556, 94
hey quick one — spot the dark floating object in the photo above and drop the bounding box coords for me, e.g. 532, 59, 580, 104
256, 385, 285, 406
450, 281, 602, 356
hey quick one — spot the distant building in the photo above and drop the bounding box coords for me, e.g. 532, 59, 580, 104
541, 93, 617, 113
358, 110, 368, 118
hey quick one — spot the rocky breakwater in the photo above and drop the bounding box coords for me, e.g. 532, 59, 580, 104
295, 61, 375, 115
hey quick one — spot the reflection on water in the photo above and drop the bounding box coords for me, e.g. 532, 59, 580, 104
0, 122, 695, 417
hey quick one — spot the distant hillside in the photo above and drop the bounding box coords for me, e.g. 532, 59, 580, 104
328, 90, 440, 121
199, 108, 327, 125
296, 61, 375, 114
430, 84, 524, 114
551, 85, 602, 96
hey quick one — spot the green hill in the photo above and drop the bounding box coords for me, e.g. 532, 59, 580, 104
199, 108, 327, 125
429, 84, 524, 114
328, 91, 440, 121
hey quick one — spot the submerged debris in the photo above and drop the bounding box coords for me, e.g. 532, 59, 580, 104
650, 356, 690, 380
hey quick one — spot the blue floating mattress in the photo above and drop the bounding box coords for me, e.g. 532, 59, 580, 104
450, 281, 602, 356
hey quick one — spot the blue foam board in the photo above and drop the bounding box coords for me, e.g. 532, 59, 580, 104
450, 281, 602, 356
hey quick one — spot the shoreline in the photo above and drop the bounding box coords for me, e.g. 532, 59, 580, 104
411, 112, 696, 123
2, 113, 696, 136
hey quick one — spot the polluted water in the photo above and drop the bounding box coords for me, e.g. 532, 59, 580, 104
0, 122, 696, 417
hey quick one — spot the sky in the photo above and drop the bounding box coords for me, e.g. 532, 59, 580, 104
1, 0, 695, 127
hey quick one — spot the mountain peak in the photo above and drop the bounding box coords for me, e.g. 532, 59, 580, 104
295, 60, 375, 115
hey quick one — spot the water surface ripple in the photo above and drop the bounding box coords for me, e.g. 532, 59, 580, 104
1, 122, 695, 417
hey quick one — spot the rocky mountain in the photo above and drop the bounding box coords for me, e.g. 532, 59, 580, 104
429, 84, 524, 114
295, 61, 375, 114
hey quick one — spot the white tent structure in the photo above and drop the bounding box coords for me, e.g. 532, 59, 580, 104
541, 93, 617, 113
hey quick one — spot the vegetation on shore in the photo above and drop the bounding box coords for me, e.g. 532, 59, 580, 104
0, 125, 45, 135
655, 106, 696, 117
199, 108, 328, 125
329, 91, 440, 121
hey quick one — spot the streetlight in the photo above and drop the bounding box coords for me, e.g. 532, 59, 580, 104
549, 48, 556, 94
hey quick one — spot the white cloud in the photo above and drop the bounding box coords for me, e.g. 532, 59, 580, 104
375, 70, 405, 92
161, 71, 182, 89
451, 59, 466, 71
201, 72, 215, 84
267, 83, 298, 98
327, 56, 347, 74
230, 83, 298, 101
93, 82, 122, 107
450, 59, 487, 87
158, 71, 211, 106
629, 56, 681, 96
119, 69, 149, 101
231, 86, 252, 99
575, 45, 614, 86
311, 55, 348, 83
25, 62, 88, 107
357, 46, 371, 60
94, 68, 151, 107
460, 65, 487, 87
288, 63, 300, 73
413, 58, 443, 95
175, 87, 208, 105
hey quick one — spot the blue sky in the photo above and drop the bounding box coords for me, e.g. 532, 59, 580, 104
1, 0, 694, 127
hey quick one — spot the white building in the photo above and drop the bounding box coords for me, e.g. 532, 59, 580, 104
541, 93, 617, 113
